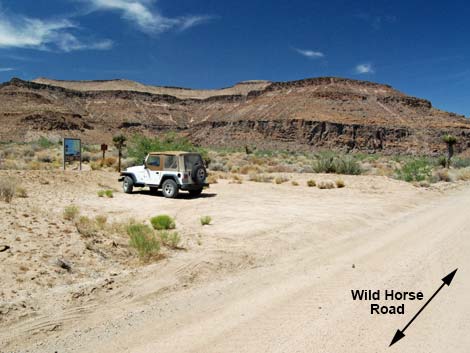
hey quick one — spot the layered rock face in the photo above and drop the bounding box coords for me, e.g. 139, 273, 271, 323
0, 77, 468, 154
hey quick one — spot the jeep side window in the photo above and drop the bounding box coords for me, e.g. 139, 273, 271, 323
147, 155, 160, 167
164, 155, 178, 169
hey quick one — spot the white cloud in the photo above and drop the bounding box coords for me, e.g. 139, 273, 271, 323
0, 67, 14, 72
295, 48, 325, 59
82, 0, 212, 33
0, 12, 112, 52
355, 63, 374, 74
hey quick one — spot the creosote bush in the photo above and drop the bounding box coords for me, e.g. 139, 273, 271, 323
200, 216, 212, 226
127, 223, 160, 260
63, 205, 80, 221
307, 179, 316, 187
150, 214, 176, 230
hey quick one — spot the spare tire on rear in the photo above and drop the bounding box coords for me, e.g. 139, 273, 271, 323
191, 165, 207, 184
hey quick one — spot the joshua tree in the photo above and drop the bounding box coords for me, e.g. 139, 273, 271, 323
442, 134, 457, 168
113, 134, 127, 172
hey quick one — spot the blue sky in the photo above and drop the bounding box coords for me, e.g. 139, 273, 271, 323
0, 0, 469, 116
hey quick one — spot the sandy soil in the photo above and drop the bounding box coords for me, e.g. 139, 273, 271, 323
0, 170, 469, 352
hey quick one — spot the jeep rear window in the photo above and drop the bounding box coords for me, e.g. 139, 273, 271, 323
184, 154, 203, 170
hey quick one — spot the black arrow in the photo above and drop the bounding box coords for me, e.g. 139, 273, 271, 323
389, 268, 458, 347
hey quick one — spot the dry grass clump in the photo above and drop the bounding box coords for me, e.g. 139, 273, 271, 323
317, 180, 336, 189
95, 215, 108, 229
249, 173, 274, 183
0, 177, 16, 203
240, 164, 262, 175
75, 216, 99, 237
230, 174, 243, 184
335, 179, 345, 188
15, 186, 28, 198
158, 230, 181, 249
307, 179, 316, 187
274, 176, 289, 184
435, 169, 453, 182
103, 157, 117, 167
456, 168, 470, 181
291, 181, 299, 186
206, 173, 219, 184
63, 205, 80, 221
200, 216, 212, 226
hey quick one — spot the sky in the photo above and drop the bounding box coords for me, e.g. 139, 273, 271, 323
0, 0, 469, 116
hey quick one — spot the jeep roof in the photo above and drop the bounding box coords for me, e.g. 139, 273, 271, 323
148, 151, 197, 156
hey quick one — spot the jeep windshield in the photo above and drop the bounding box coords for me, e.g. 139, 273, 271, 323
184, 154, 203, 170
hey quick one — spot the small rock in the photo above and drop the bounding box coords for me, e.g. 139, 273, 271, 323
56, 259, 72, 272
352, 264, 355, 269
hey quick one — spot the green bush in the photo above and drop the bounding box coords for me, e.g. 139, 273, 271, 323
452, 158, 470, 169
63, 205, 79, 221
312, 152, 362, 175
150, 215, 176, 230
200, 216, 212, 226
395, 159, 432, 182
97, 190, 105, 197
37, 136, 54, 149
158, 230, 181, 249
127, 223, 160, 260
307, 179, 316, 187
127, 133, 207, 163
105, 190, 114, 198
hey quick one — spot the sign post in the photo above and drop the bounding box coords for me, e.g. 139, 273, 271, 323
101, 143, 108, 164
63, 138, 82, 171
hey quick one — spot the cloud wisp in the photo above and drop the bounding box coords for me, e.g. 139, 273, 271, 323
81, 0, 213, 34
0, 11, 113, 52
355, 63, 374, 74
294, 48, 325, 59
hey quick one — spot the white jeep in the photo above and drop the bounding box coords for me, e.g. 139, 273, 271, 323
118, 151, 208, 198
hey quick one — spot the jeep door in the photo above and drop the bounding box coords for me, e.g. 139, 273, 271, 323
145, 154, 163, 185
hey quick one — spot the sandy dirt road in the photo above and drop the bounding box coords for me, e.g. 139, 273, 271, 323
1, 173, 469, 353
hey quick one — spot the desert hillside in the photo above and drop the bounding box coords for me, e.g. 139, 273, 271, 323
1, 77, 469, 154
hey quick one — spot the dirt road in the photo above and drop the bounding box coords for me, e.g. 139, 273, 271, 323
2, 173, 469, 352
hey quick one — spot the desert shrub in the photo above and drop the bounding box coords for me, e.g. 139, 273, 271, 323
207, 174, 218, 184
437, 156, 447, 168
435, 169, 453, 182
16, 186, 28, 198
90, 162, 102, 170
63, 205, 80, 221
37, 136, 54, 149
127, 133, 206, 163
231, 175, 243, 184
317, 180, 336, 189
452, 158, 470, 169
75, 216, 98, 237
395, 158, 432, 182
312, 152, 337, 173
419, 180, 431, 188
457, 168, 470, 181
36, 153, 53, 163
23, 148, 35, 157
307, 179, 316, 187
291, 181, 299, 186
333, 157, 362, 175
0, 178, 16, 203
200, 216, 212, 226
158, 230, 181, 249
209, 161, 228, 172
81, 152, 91, 163
104, 190, 114, 198
240, 164, 262, 175
97, 190, 105, 197
103, 157, 117, 167
274, 176, 289, 184
336, 179, 345, 188
127, 223, 160, 260
95, 215, 107, 228
150, 215, 176, 230
249, 173, 273, 183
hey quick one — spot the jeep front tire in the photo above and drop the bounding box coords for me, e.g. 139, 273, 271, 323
123, 176, 134, 194
162, 179, 179, 198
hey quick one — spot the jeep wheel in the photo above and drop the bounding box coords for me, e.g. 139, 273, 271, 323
189, 188, 203, 197
122, 176, 134, 194
162, 179, 179, 198
192, 165, 207, 184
